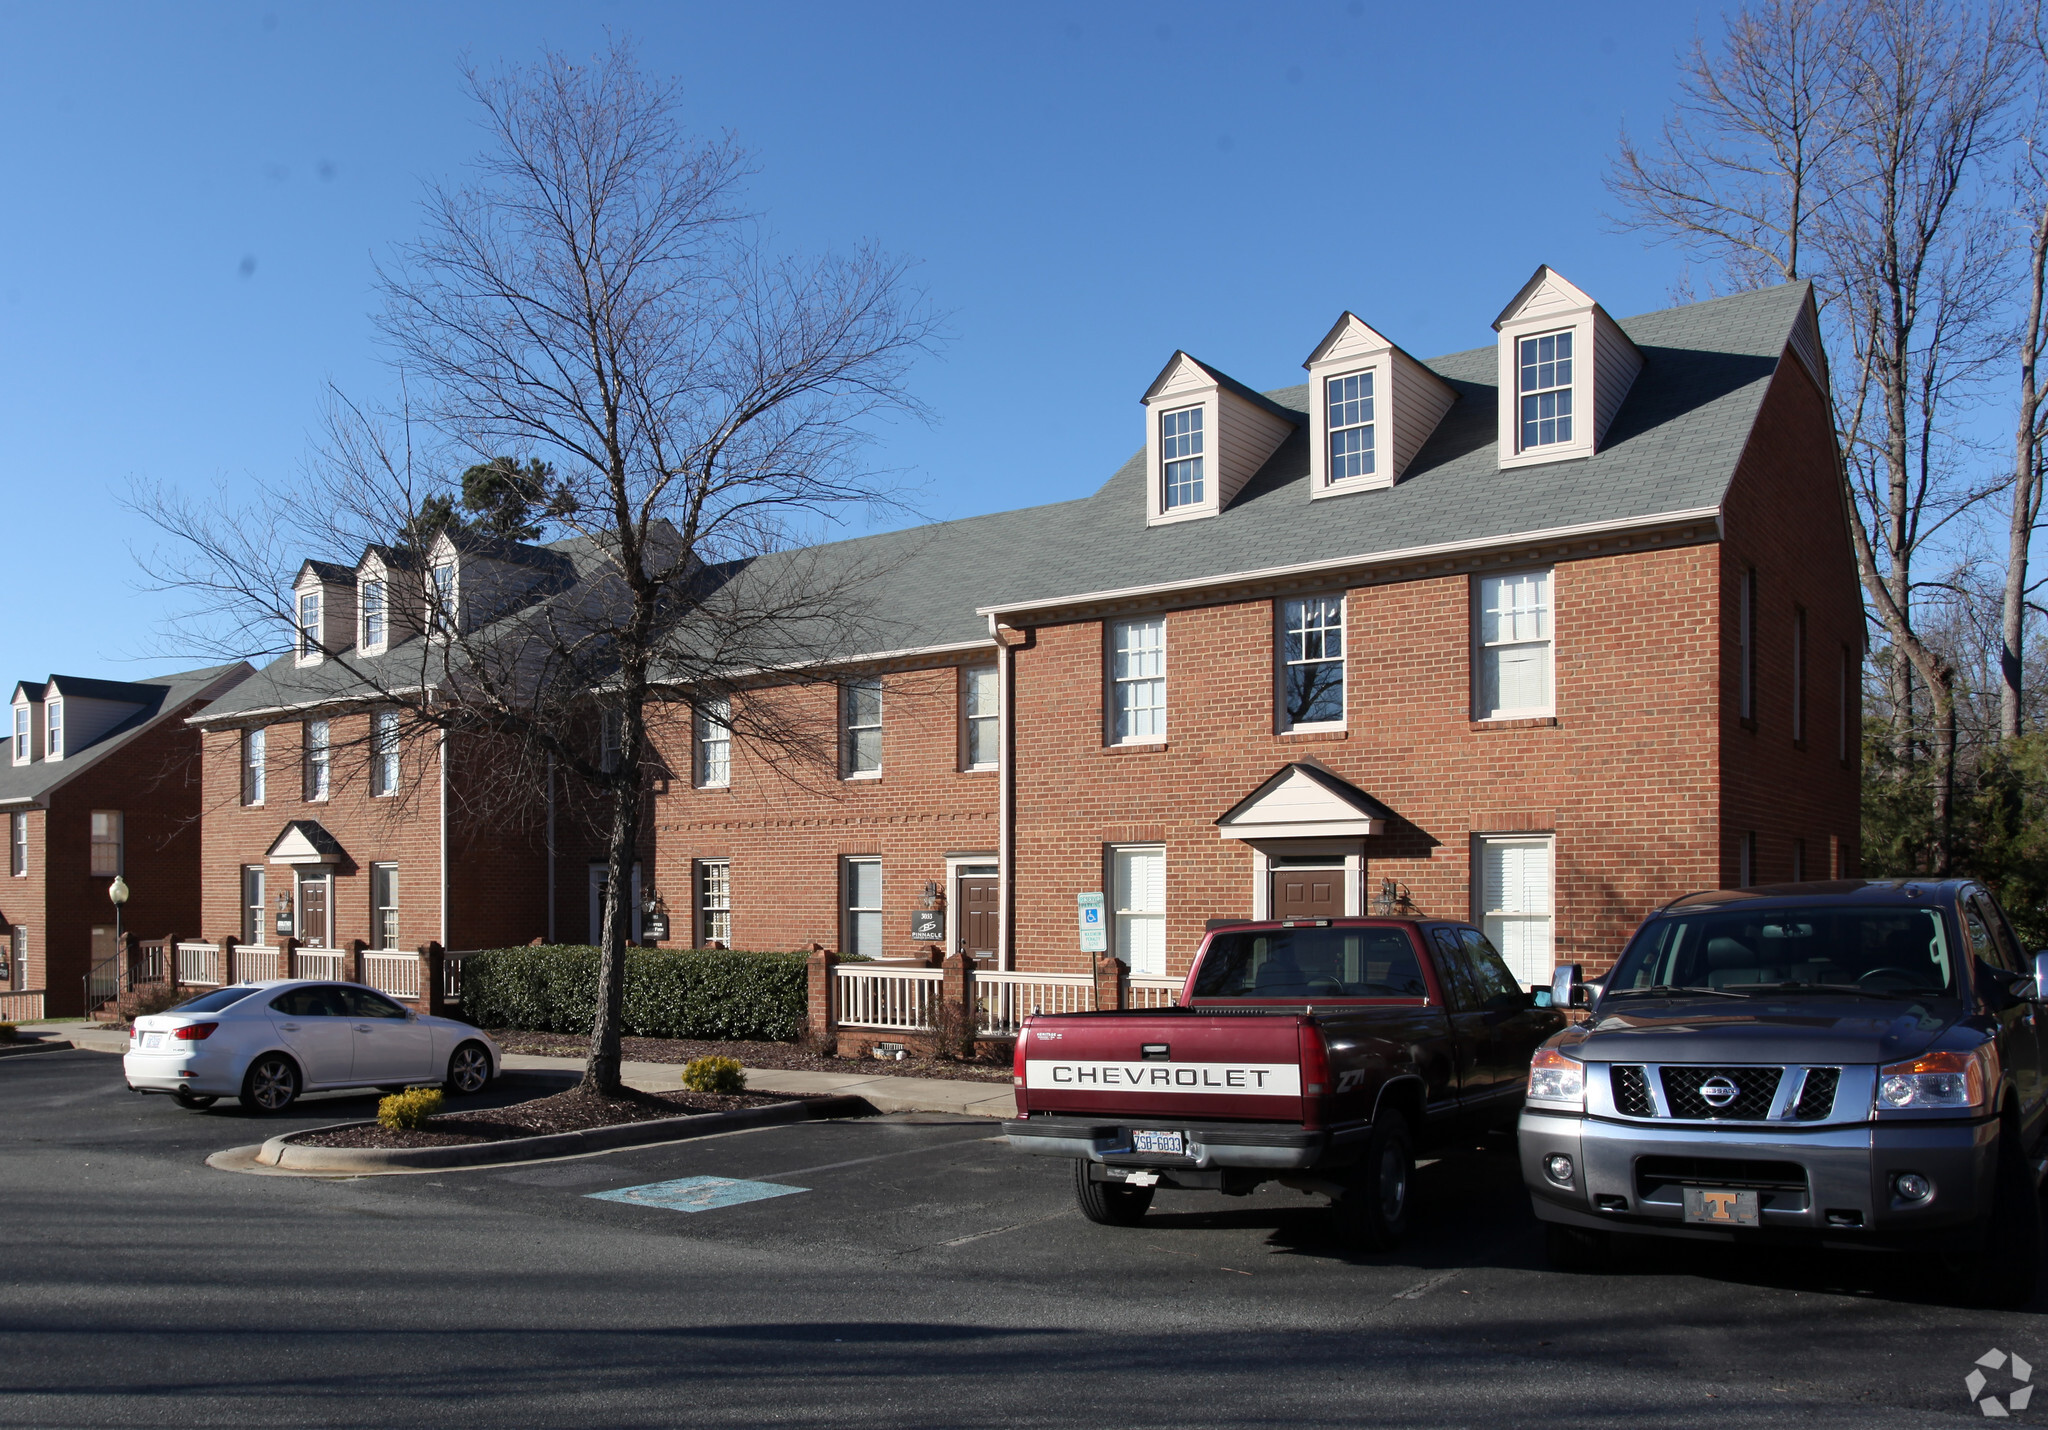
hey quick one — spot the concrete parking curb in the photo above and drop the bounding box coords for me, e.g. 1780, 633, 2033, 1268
0, 1039, 74, 1058
248, 1093, 872, 1174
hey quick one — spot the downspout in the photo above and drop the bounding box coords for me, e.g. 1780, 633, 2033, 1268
992, 617, 1020, 972
546, 753, 557, 944
438, 730, 449, 950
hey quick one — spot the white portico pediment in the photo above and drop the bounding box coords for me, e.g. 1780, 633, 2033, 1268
1215, 763, 1390, 842
266, 820, 346, 866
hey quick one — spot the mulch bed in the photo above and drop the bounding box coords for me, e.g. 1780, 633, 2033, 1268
295, 1084, 803, 1149
488, 1030, 1012, 1083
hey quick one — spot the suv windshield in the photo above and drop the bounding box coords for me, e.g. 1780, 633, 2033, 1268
1608, 905, 1959, 998
1193, 926, 1428, 999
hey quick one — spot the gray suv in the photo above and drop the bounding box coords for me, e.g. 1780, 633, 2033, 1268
1520, 879, 2048, 1305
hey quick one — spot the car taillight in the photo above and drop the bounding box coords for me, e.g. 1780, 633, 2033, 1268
1298, 1023, 1331, 1129
1013, 1023, 1029, 1087
173, 1022, 219, 1041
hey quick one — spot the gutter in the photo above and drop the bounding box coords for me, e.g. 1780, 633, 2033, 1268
991, 615, 1023, 973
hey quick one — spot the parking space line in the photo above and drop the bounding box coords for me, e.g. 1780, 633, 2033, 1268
755, 1134, 1002, 1182
931, 1208, 1072, 1248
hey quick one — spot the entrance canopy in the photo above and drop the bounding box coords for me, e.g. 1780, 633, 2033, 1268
265, 820, 346, 866
1215, 763, 1391, 842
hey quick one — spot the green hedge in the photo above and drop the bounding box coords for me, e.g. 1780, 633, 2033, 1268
462, 946, 809, 1042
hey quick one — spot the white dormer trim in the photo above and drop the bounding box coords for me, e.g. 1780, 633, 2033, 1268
1140, 353, 1296, 527
44, 698, 63, 762
1303, 313, 1458, 498
425, 534, 461, 637
1492, 265, 1642, 471
294, 587, 323, 667
1215, 762, 1389, 842
10, 696, 38, 766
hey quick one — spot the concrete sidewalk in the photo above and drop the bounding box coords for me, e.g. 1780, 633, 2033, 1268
9, 1023, 1013, 1118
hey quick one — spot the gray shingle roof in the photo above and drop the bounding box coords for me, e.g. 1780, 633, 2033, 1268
0, 662, 251, 806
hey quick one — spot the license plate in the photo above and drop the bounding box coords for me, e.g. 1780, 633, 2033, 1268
142, 1033, 163, 1050
1683, 1187, 1760, 1226
1132, 1130, 1184, 1156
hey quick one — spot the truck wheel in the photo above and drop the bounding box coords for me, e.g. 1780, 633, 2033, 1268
1955, 1133, 2042, 1308
1074, 1161, 1153, 1226
1332, 1109, 1414, 1251
1543, 1223, 1611, 1272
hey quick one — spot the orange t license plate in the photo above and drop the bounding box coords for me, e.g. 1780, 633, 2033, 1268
1683, 1188, 1760, 1225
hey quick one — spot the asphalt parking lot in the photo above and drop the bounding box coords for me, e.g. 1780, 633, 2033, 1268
3, 1045, 2044, 1428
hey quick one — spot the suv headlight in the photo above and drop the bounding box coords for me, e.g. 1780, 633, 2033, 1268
1528, 1047, 1585, 1108
1875, 1047, 1994, 1112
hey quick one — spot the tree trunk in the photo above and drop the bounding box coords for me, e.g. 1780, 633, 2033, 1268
2001, 205, 2048, 743
582, 767, 640, 1096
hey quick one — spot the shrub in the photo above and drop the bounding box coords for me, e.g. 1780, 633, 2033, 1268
0, 1022, 16, 1043
681, 1055, 747, 1093
462, 946, 809, 1041
128, 985, 188, 1019
378, 1086, 444, 1131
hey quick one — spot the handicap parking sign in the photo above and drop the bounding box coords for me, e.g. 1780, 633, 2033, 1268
1077, 892, 1107, 953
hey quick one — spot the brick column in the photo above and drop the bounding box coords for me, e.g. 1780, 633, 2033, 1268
280, 936, 300, 979
1093, 952, 1124, 1011
345, 939, 366, 986
220, 936, 240, 985
121, 932, 141, 992
164, 934, 181, 997
806, 947, 837, 1049
423, 943, 445, 1017
940, 951, 973, 1058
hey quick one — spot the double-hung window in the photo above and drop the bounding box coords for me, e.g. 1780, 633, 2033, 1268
11, 706, 26, 763
241, 866, 265, 946
1476, 834, 1554, 985
10, 812, 25, 877
1326, 373, 1375, 482
600, 711, 623, 774
1111, 845, 1166, 976
430, 562, 456, 633
1110, 619, 1166, 743
843, 679, 882, 777
297, 591, 321, 660
844, 858, 882, 958
303, 719, 330, 801
370, 711, 399, 797
89, 811, 121, 878
1517, 332, 1573, 450
1476, 571, 1553, 719
698, 860, 731, 945
1280, 596, 1345, 727
1160, 408, 1204, 510
371, 864, 399, 949
360, 579, 386, 650
241, 726, 266, 805
45, 700, 62, 760
962, 666, 997, 770
695, 699, 731, 788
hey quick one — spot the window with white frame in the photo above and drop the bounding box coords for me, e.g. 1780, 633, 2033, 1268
1110, 618, 1166, 743
10, 812, 25, 877
962, 666, 998, 770
370, 711, 399, 797
600, 710, 622, 773
1477, 834, 1554, 985
303, 719, 330, 801
1517, 332, 1574, 450
10, 926, 24, 988
698, 860, 731, 946
1111, 845, 1166, 976
1476, 570, 1553, 719
89, 811, 121, 878
11, 705, 26, 764
241, 726, 266, 805
430, 562, 456, 633
45, 699, 62, 759
1326, 372, 1375, 482
371, 864, 399, 950
242, 866, 265, 946
695, 699, 731, 787
843, 679, 882, 776
360, 579, 386, 650
844, 858, 882, 958
1159, 407, 1204, 510
297, 590, 322, 660
1280, 596, 1345, 727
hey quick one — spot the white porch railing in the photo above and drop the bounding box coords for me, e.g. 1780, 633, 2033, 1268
175, 943, 223, 987
238, 946, 283, 982
294, 949, 343, 981
1125, 975, 1184, 1010
363, 952, 422, 1001
973, 970, 1094, 1036
834, 964, 942, 1031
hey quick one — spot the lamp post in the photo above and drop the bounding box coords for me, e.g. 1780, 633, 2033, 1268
108, 874, 130, 968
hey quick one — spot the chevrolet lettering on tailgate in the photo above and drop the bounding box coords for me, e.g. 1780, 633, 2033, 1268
1026, 1061, 1301, 1095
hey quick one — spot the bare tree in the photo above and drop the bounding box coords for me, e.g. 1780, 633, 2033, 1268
2002, 28, 2048, 741
133, 42, 937, 1093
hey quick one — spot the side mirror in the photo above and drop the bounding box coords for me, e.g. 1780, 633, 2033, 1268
1550, 964, 1585, 1010
1529, 984, 1553, 1008
2031, 950, 2048, 1002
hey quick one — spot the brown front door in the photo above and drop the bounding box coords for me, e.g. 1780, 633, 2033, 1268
1272, 865, 1343, 920
959, 875, 999, 957
298, 874, 329, 948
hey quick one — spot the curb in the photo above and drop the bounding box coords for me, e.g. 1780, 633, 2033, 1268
250, 1093, 872, 1173
0, 1040, 74, 1059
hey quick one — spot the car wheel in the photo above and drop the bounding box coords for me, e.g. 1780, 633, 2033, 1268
1331, 1109, 1414, 1251
1073, 1160, 1153, 1226
1953, 1129, 2042, 1308
171, 1090, 218, 1110
445, 1042, 492, 1097
239, 1054, 300, 1114
1543, 1222, 1611, 1272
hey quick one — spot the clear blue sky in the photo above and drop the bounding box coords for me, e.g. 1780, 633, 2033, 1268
0, 0, 1712, 684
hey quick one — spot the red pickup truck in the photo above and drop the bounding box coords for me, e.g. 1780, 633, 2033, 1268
1005, 917, 1563, 1248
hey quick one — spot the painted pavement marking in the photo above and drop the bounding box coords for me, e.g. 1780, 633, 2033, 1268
586, 1176, 809, 1213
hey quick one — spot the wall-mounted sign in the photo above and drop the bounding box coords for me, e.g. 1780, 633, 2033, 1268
909, 909, 944, 943
1077, 892, 1107, 953
642, 911, 669, 942
275, 912, 294, 937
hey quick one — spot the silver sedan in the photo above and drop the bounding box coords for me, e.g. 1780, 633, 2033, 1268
122, 980, 500, 1113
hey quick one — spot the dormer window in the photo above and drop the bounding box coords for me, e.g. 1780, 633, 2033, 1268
360, 579, 387, 652
1302, 314, 1455, 498
11, 706, 25, 765
1141, 352, 1296, 526
1160, 408, 1205, 510
45, 700, 62, 760
1492, 266, 1640, 470
296, 591, 322, 663
1327, 373, 1375, 480
1517, 332, 1574, 449
430, 562, 457, 634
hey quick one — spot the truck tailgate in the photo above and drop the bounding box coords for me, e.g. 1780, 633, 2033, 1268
1019, 1011, 1309, 1123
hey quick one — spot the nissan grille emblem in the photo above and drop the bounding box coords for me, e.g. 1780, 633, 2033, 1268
1698, 1075, 1740, 1108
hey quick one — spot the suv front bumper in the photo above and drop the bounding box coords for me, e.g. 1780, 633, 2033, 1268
1519, 1108, 1999, 1240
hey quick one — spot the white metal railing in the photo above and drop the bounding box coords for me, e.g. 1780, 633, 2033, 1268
973, 970, 1094, 1036
293, 949, 343, 981
362, 952, 422, 1002
834, 963, 943, 1031
175, 943, 223, 987
1126, 975, 1185, 1010
442, 952, 471, 1003
238, 946, 283, 982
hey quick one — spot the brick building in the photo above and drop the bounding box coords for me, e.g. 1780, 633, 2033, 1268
0, 662, 251, 1018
